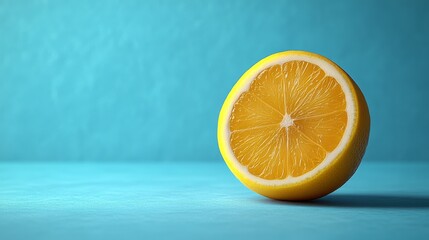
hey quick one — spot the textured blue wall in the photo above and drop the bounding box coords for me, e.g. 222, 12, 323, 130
0, 0, 428, 162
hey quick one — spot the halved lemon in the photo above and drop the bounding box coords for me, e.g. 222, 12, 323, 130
218, 51, 370, 200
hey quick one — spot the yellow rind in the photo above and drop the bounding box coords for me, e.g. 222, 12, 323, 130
217, 50, 370, 201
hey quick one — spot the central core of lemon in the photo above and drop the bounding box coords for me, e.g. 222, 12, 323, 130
280, 114, 294, 128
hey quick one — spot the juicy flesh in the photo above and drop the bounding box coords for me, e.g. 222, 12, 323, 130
229, 61, 347, 180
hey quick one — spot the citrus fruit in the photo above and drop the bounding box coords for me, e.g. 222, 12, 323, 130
217, 50, 370, 200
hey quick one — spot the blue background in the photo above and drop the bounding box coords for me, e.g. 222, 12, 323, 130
1, 0, 428, 162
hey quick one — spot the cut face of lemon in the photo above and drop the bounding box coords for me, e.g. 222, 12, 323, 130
218, 51, 370, 200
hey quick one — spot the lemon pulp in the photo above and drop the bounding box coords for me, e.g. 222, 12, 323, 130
229, 61, 347, 179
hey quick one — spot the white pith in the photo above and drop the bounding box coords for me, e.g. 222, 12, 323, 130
280, 114, 294, 128
222, 54, 355, 186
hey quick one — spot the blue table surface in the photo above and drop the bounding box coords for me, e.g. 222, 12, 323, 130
1, 161, 428, 240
